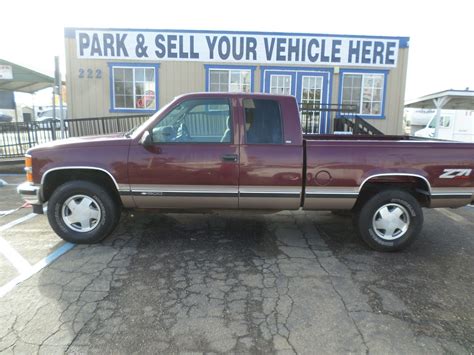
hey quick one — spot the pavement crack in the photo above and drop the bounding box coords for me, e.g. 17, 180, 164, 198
296, 213, 370, 354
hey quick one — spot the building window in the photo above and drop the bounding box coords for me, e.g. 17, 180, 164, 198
206, 65, 255, 93
340, 71, 387, 117
109, 64, 159, 112
270, 75, 292, 95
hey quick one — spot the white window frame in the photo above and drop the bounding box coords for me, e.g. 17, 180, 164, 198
301, 75, 323, 105
111, 65, 157, 112
270, 74, 292, 95
340, 71, 386, 117
208, 68, 252, 93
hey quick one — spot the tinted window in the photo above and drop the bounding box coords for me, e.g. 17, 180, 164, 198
152, 99, 231, 143
244, 99, 283, 144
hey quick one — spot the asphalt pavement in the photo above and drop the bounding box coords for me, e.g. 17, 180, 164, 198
0, 174, 473, 354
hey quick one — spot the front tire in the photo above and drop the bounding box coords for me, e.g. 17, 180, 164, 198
47, 181, 120, 244
354, 189, 423, 252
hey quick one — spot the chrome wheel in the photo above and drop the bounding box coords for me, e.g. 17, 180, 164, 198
372, 203, 410, 241
61, 195, 102, 233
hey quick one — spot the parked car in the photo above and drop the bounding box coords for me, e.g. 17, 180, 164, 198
18, 93, 474, 251
34, 108, 68, 129
0, 113, 13, 123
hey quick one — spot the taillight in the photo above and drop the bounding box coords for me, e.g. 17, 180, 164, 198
25, 155, 33, 183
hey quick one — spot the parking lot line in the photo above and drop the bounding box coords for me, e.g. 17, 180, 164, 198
0, 213, 41, 275
0, 212, 38, 232
438, 208, 473, 225
0, 237, 32, 274
0, 242, 75, 298
0, 209, 75, 298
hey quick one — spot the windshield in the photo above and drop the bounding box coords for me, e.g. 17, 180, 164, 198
428, 117, 436, 128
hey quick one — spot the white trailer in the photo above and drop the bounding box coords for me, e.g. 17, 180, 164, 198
414, 110, 474, 142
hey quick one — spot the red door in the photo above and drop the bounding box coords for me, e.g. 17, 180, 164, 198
127, 97, 240, 209
238, 96, 304, 209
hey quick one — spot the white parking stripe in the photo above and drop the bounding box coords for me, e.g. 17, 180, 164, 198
0, 208, 76, 298
0, 213, 40, 274
0, 212, 37, 232
0, 237, 32, 273
437, 208, 473, 225
0, 242, 75, 298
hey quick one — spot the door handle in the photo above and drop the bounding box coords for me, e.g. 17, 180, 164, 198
222, 154, 238, 162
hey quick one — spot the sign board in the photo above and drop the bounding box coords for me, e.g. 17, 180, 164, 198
0, 65, 13, 80
75, 30, 400, 68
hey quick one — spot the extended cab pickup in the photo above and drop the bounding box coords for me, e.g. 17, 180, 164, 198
18, 93, 474, 251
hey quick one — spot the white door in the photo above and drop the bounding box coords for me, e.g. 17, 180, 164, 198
453, 111, 474, 142
437, 113, 454, 140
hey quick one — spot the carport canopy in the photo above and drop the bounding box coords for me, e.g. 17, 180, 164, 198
405, 89, 474, 137
0, 59, 54, 93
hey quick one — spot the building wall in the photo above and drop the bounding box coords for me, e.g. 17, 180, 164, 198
65, 29, 409, 134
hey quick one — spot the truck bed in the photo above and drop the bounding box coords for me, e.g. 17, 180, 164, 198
302, 136, 474, 210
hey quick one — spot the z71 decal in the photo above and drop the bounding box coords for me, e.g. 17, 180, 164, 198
439, 169, 472, 179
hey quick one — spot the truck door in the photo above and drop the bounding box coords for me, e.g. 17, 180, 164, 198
127, 97, 240, 208
438, 113, 454, 140
453, 111, 474, 142
238, 97, 303, 209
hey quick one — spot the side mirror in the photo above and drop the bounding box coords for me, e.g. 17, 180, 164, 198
140, 130, 153, 146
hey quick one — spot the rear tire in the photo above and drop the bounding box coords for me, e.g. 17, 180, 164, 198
354, 189, 423, 252
47, 181, 120, 244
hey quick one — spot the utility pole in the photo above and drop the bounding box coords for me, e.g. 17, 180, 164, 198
54, 56, 65, 139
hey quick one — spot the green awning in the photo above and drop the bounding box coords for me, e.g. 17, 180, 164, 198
0, 59, 54, 93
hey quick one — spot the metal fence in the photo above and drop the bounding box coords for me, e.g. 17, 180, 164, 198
299, 103, 358, 134
0, 105, 385, 159
299, 103, 384, 135
0, 115, 150, 158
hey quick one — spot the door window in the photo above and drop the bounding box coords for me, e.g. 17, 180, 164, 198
209, 69, 251, 92
428, 115, 452, 128
152, 99, 231, 143
270, 75, 292, 95
300, 75, 323, 133
244, 99, 283, 144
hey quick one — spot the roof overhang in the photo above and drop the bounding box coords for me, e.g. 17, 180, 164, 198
405, 90, 474, 110
0, 59, 54, 93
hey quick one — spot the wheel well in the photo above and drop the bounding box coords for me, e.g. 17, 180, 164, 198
355, 176, 430, 210
42, 169, 122, 205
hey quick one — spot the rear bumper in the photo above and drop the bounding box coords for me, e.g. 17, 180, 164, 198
17, 182, 42, 205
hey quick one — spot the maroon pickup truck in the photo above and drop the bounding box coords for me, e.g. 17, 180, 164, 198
18, 93, 474, 251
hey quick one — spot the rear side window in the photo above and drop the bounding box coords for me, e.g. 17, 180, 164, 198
244, 99, 283, 144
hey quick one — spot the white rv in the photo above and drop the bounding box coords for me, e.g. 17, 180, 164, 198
414, 110, 474, 142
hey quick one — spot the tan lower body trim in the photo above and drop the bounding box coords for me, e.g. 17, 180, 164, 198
430, 188, 474, 208
238, 186, 301, 209
304, 187, 358, 210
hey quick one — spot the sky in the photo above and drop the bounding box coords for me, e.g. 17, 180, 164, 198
1, 0, 473, 106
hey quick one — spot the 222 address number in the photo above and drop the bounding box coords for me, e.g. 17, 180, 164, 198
79, 68, 102, 79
